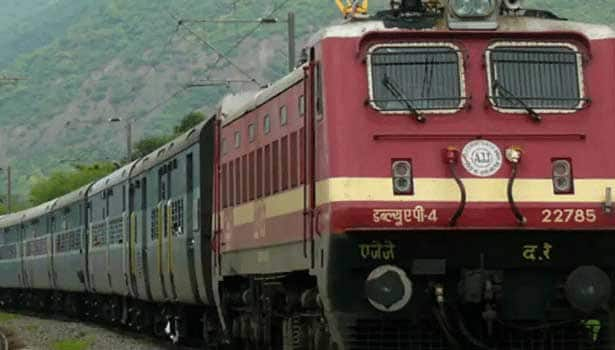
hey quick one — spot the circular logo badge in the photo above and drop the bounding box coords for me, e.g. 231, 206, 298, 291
461, 140, 503, 177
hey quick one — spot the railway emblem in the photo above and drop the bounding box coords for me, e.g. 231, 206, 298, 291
461, 140, 503, 177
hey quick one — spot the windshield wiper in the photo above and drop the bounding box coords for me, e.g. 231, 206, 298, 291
382, 74, 426, 123
493, 80, 542, 123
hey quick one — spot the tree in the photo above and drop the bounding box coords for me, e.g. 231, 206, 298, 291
131, 135, 173, 160
173, 111, 205, 135
29, 162, 117, 205
130, 111, 205, 160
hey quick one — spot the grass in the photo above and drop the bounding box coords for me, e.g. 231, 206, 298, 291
51, 337, 93, 350
0, 312, 17, 322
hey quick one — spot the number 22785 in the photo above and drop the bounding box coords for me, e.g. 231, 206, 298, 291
541, 209, 597, 224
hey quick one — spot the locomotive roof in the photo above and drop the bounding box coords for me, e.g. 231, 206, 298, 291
90, 160, 139, 195
220, 16, 614, 125
220, 66, 304, 126
308, 16, 615, 43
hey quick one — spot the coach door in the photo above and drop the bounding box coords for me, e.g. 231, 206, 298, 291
126, 182, 137, 298
164, 153, 198, 304
157, 167, 171, 300
166, 156, 189, 303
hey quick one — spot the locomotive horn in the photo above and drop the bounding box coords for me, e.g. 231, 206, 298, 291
502, 0, 523, 10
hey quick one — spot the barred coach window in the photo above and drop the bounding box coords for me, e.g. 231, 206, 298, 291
368, 44, 465, 113
487, 43, 587, 112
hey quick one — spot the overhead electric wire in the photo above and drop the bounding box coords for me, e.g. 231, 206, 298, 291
180, 25, 264, 87
131, 85, 189, 123
128, 22, 182, 96
169, 11, 264, 88
214, 0, 293, 64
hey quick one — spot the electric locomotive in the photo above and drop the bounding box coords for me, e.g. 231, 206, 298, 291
215, 0, 615, 349
2, 1, 615, 349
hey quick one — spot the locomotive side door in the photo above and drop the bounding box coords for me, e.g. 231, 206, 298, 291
304, 50, 321, 267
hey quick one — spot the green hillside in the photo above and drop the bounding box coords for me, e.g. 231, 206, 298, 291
0, 0, 613, 202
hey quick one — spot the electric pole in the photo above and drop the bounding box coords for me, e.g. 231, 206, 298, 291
109, 118, 132, 161
287, 11, 296, 72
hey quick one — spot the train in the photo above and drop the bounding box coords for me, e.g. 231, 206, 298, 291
2, 0, 615, 349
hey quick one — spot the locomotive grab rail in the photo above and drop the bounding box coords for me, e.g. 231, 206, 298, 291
448, 163, 466, 227
507, 163, 527, 226
505, 148, 528, 226
444, 147, 466, 226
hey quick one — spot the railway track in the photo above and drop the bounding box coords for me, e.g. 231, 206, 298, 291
0, 327, 14, 350
0, 328, 7, 350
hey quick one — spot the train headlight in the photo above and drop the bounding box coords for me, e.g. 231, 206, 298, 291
552, 159, 574, 194
450, 0, 496, 17
392, 160, 413, 195
365, 265, 413, 313
447, 0, 499, 30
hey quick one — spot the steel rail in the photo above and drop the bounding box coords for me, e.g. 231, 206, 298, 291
0, 327, 8, 350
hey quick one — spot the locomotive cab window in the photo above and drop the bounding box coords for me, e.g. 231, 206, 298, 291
368, 43, 466, 113
486, 42, 587, 113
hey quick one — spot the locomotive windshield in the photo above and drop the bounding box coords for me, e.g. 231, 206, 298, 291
487, 43, 587, 112
368, 44, 465, 113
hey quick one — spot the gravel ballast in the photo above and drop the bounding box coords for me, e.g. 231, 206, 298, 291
0, 312, 170, 350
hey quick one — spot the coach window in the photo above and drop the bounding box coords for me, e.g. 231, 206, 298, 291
272, 141, 280, 193
314, 63, 323, 119
248, 123, 256, 143
290, 132, 298, 188
281, 136, 289, 190
367, 43, 465, 113
234, 158, 241, 205
299, 95, 305, 117
265, 145, 272, 196
242, 155, 248, 203
249, 152, 256, 201
257, 148, 263, 198
234, 131, 241, 149
221, 164, 228, 208
264, 114, 271, 134
229, 161, 235, 206
222, 138, 227, 155
486, 42, 587, 113
280, 105, 288, 126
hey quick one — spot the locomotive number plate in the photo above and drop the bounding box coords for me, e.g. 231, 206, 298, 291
372, 206, 438, 227
541, 209, 597, 224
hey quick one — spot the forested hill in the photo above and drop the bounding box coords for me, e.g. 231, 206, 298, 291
0, 0, 613, 199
